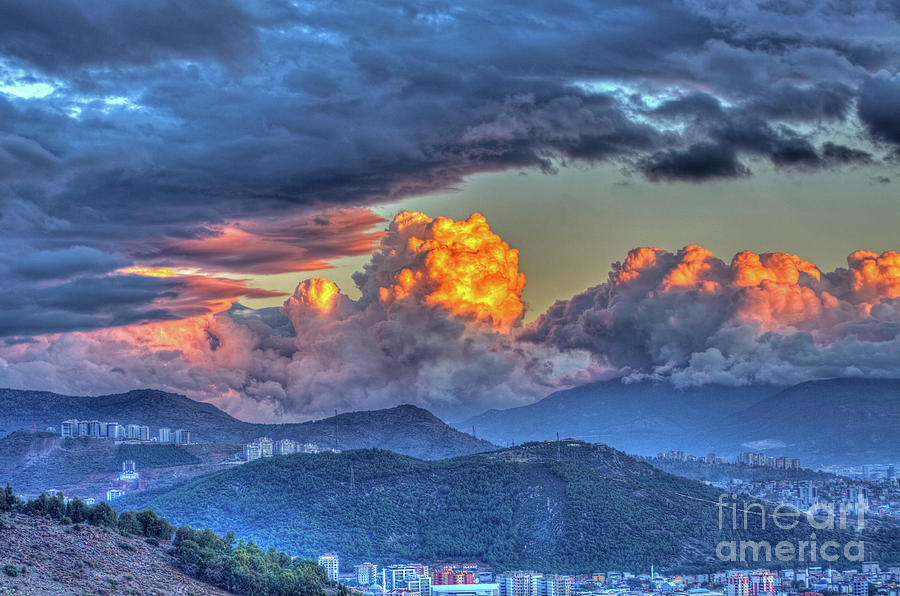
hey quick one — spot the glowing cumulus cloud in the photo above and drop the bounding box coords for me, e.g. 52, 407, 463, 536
376, 212, 526, 330
2, 210, 900, 420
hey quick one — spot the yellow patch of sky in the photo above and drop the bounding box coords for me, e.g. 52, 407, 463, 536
237, 160, 899, 322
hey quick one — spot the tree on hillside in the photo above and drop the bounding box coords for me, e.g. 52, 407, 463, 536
0, 484, 15, 512
137, 509, 175, 540
118, 511, 142, 534
88, 502, 118, 528
66, 498, 89, 524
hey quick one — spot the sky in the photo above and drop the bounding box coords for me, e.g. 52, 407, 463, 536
1, 0, 900, 421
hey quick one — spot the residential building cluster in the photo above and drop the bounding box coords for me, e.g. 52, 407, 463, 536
497, 571, 573, 596
60, 418, 191, 444
651, 450, 801, 470
244, 438, 338, 461
819, 464, 898, 481
736, 453, 802, 470
727, 476, 900, 520
655, 451, 729, 465
574, 564, 900, 596
326, 558, 499, 596
319, 556, 900, 596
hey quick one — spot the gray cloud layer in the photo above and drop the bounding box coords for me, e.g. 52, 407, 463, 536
3, 0, 900, 346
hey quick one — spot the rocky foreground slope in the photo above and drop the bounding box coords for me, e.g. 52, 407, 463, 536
0, 513, 228, 595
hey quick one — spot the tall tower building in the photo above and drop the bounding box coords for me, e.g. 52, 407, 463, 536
749, 571, 774, 595
318, 553, 340, 581
726, 574, 750, 596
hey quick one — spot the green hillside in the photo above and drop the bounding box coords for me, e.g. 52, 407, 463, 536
119, 441, 900, 573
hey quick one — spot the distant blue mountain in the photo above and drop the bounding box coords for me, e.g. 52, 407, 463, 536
455, 378, 900, 465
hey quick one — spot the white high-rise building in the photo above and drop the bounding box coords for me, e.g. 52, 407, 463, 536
383, 565, 431, 596
318, 554, 340, 581
274, 439, 297, 455
498, 572, 543, 596
61, 419, 79, 438
538, 576, 571, 596
158, 427, 172, 443
356, 563, 379, 585
108, 423, 126, 440
243, 442, 262, 461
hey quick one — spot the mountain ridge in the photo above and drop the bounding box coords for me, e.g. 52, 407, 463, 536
0, 388, 496, 461
454, 377, 900, 465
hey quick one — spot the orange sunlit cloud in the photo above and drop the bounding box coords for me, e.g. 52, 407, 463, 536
731, 251, 821, 286
848, 249, 900, 301
155, 208, 385, 275
606, 244, 900, 331
378, 212, 527, 330
286, 277, 341, 314
116, 266, 181, 278
661, 244, 720, 292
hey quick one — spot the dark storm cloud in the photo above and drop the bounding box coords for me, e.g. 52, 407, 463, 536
857, 73, 900, 145
12, 246, 125, 280
2, 0, 900, 335
0, 0, 259, 72
640, 143, 749, 182
0, 269, 283, 337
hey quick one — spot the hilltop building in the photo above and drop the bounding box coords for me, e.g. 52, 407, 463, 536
274, 439, 298, 455
118, 459, 138, 481
125, 424, 150, 441
60, 419, 78, 438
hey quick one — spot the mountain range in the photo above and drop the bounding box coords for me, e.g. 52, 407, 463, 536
3, 375, 898, 478
0, 388, 495, 460
455, 378, 900, 465
118, 441, 900, 573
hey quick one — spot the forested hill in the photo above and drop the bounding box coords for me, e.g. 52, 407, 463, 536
119, 441, 900, 574
0, 388, 495, 460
